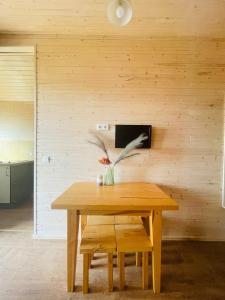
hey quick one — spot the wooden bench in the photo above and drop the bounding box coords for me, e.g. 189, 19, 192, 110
87, 215, 115, 225
114, 216, 142, 225
86, 215, 142, 226
80, 224, 116, 293
115, 224, 153, 290
80, 216, 152, 293
83, 215, 143, 266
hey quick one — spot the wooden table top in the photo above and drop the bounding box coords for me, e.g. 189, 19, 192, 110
51, 182, 178, 211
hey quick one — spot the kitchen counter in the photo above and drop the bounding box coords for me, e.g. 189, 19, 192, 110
0, 160, 33, 166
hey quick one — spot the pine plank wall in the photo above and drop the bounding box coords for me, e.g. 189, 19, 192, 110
0, 34, 225, 240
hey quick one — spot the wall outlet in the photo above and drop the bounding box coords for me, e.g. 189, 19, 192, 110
96, 123, 109, 131
41, 155, 51, 164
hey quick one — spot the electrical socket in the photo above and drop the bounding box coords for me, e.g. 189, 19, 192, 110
96, 123, 109, 131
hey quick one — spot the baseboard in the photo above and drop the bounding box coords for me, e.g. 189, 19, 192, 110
32, 233, 66, 240
163, 235, 225, 242
32, 233, 225, 242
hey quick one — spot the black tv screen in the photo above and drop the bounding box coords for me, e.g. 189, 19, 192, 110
115, 125, 151, 148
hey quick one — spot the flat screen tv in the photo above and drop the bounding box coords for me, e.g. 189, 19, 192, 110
115, 125, 152, 148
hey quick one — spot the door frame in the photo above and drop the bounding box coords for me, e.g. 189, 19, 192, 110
0, 46, 37, 234
33, 45, 37, 235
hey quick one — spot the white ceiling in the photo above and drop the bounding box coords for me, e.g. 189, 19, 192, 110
0, 0, 225, 37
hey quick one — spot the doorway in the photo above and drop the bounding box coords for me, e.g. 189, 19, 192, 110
0, 46, 36, 233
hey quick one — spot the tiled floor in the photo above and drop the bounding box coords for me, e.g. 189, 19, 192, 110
0, 229, 224, 300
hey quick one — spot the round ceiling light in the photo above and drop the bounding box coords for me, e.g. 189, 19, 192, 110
107, 0, 133, 27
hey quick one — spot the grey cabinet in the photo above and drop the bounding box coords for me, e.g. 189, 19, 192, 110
0, 165, 10, 204
0, 161, 34, 207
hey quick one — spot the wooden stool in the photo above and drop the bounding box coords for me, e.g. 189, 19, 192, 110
80, 224, 116, 293
114, 216, 142, 225
115, 224, 152, 290
87, 215, 115, 225
86, 215, 142, 266
114, 216, 143, 266
82, 216, 148, 268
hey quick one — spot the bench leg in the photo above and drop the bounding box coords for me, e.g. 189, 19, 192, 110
81, 215, 87, 235
83, 254, 89, 294
142, 216, 150, 235
118, 252, 125, 290
136, 252, 142, 266
88, 254, 92, 269
108, 253, 113, 292
116, 253, 119, 267
142, 252, 149, 289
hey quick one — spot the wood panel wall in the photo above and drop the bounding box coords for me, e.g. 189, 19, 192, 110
0, 35, 224, 240
1, 0, 225, 37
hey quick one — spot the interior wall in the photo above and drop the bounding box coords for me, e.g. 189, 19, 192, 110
0, 101, 34, 161
0, 35, 224, 240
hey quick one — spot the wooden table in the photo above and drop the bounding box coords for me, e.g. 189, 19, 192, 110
51, 182, 178, 293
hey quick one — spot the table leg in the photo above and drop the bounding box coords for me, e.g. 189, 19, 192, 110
67, 210, 80, 292
150, 209, 162, 294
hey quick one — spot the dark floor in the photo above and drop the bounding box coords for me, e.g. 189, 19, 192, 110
0, 231, 224, 300
0, 200, 33, 232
